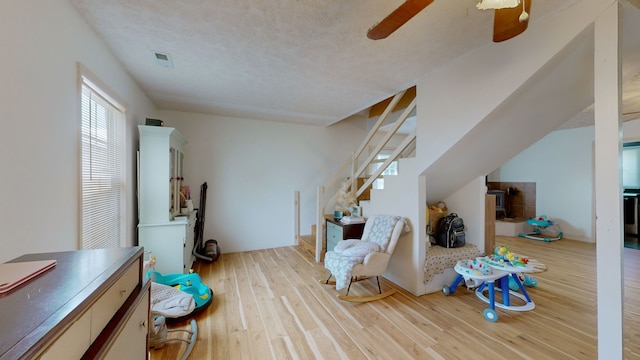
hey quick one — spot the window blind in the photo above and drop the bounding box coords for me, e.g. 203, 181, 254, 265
81, 78, 125, 249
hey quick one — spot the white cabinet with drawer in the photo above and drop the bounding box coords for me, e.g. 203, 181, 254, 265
326, 221, 342, 252
39, 310, 92, 360
0, 247, 150, 360
100, 289, 151, 360
138, 210, 196, 275
90, 261, 142, 342
137, 125, 196, 275
325, 218, 366, 253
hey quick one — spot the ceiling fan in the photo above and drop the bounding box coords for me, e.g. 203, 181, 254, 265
366, 0, 532, 43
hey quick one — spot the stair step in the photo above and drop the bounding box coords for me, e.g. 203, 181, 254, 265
299, 234, 316, 257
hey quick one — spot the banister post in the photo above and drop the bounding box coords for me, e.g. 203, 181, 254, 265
315, 185, 324, 262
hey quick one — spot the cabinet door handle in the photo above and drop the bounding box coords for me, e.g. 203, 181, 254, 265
140, 320, 146, 328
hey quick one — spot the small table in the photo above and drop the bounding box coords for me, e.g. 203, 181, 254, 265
325, 217, 365, 253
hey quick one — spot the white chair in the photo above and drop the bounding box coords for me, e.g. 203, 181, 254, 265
322, 215, 408, 302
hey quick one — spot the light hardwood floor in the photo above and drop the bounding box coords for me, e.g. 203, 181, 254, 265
149, 236, 640, 359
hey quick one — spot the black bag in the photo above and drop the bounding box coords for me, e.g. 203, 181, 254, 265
435, 213, 466, 248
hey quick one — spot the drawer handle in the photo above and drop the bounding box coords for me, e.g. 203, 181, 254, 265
120, 289, 127, 296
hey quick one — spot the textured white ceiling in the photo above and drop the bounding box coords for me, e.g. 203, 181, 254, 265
71, 0, 640, 127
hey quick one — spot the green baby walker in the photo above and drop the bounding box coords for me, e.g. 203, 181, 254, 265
519, 215, 563, 242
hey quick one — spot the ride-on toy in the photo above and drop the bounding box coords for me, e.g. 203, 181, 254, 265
519, 215, 563, 242
147, 270, 213, 314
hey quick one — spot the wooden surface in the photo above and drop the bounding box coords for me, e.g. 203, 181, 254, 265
150, 237, 640, 359
368, 86, 416, 118
366, 0, 435, 40
298, 224, 317, 258
0, 247, 144, 360
485, 194, 496, 255
356, 177, 371, 201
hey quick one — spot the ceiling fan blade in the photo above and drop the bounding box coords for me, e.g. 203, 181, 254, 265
493, 0, 532, 42
367, 0, 435, 40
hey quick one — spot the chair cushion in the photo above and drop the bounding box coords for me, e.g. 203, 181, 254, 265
334, 240, 380, 258
362, 215, 402, 252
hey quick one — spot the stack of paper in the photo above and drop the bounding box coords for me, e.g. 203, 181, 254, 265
340, 216, 365, 225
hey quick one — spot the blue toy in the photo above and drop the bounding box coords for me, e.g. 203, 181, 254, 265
508, 273, 538, 291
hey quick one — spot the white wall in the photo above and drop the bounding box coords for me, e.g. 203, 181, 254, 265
0, 0, 156, 263
488, 119, 640, 243
416, 0, 608, 200
488, 126, 595, 242
157, 110, 368, 253
362, 157, 422, 295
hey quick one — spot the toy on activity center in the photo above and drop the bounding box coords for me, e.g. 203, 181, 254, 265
451, 258, 493, 289
490, 245, 538, 290
485, 245, 529, 267
519, 215, 563, 242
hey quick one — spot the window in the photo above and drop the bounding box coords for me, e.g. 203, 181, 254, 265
370, 150, 399, 190
623, 142, 640, 189
80, 75, 126, 249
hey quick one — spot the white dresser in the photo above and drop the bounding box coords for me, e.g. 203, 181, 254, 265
0, 247, 150, 360
138, 212, 196, 275
137, 125, 196, 274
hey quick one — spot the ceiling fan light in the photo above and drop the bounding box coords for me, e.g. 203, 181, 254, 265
476, 0, 520, 10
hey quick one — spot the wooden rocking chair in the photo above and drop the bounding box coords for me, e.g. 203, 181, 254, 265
322, 215, 407, 302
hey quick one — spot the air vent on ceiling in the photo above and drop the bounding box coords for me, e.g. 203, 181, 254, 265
153, 51, 174, 68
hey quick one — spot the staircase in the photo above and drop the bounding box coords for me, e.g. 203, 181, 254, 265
296, 88, 417, 263
296, 0, 612, 296
298, 224, 317, 259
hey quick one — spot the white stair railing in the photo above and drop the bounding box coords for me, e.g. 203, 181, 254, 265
353, 98, 416, 197
310, 89, 417, 262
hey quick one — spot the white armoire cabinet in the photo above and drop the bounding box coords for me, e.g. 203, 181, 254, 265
137, 125, 196, 274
